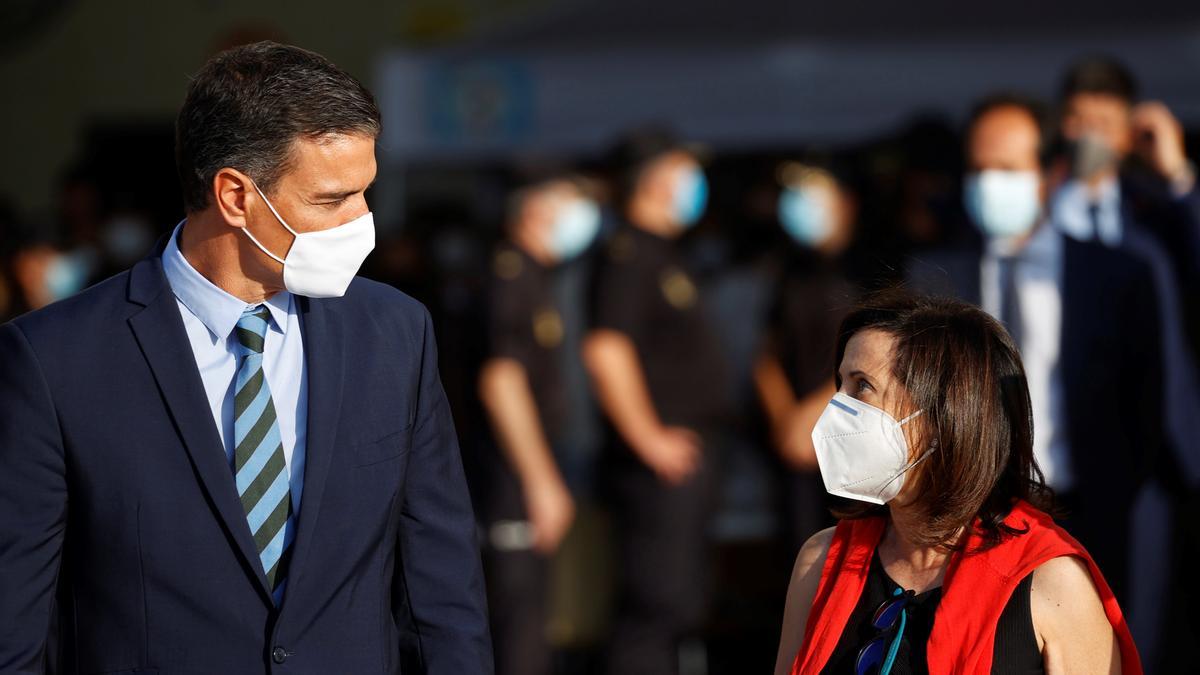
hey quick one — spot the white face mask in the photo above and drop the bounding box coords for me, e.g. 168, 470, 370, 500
243, 182, 376, 298
811, 392, 933, 505
548, 197, 601, 261
963, 170, 1042, 240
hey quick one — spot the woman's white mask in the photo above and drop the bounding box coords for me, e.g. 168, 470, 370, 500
242, 182, 375, 298
811, 392, 934, 505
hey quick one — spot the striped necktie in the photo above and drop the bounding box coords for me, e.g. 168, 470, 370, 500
233, 305, 294, 605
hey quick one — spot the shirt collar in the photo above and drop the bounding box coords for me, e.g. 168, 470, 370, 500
1050, 177, 1122, 245
1092, 175, 1120, 208
1020, 219, 1061, 264
984, 219, 1060, 264
162, 220, 293, 343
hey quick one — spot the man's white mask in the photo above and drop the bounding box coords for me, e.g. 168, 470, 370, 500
242, 182, 375, 298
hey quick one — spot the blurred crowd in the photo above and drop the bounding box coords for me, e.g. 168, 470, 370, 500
3, 55, 1199, 674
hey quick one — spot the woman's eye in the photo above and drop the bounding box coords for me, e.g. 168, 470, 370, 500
855, 379, 873, 394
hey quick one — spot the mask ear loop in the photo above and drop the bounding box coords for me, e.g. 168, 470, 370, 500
240, 226, 287, 265
242, 181, 298, 265
873, 445, 937, 502
251, 182, 301, 237
874, 412, 936, 502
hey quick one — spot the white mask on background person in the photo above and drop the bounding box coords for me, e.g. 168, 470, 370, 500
101, 215, 155, 266
548, 197, 601, 261
243, 182, 375, 298
778, 185, 834, 247
963, 170, 1042, 239
811, 392, 933, 505
1067, 132, 1117, 180
43, 251, 91, 301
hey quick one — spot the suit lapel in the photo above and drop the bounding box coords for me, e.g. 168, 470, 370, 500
1058, 238, 1084, 436
125, 255, 274, 603
282, 295, 346, 605
963, 246, 983, 307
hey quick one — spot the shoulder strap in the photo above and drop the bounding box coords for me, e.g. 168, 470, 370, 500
791, 517, 885, 674
927, 501, 1142, 674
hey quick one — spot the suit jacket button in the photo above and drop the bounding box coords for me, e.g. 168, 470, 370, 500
272, 646, 288, 664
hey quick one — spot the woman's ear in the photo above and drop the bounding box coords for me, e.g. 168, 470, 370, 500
903, 414, 934, 458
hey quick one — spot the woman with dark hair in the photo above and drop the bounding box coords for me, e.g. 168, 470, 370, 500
773, 291, 1140, 674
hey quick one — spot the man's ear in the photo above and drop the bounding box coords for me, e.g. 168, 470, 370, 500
212, 168, 253, 229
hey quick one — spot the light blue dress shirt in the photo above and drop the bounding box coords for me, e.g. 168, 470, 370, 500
162, 222, 308, 515
980, 223, 1071, 491
1051, 176, 1122, 246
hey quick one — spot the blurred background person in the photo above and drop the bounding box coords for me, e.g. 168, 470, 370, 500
1054, 56, 1200, 667
4, 239, 89, 319
754, 161, 861, 551
1054, 55, 1199, 321
907, 93, 1167, 627
478, 170, 602, 675
584, 130, 733, 675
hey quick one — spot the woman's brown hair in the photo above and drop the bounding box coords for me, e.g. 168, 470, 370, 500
831, 289, 1054, 550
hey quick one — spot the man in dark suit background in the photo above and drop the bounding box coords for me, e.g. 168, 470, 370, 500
1051, 60, 1200, 670
906, 94, 1166, 623
1052, 56, 1200, 356
0, 42, 492, 674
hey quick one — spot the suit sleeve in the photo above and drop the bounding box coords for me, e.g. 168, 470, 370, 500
0, 322, 67, 674
1121, 261, 1170, 488
393, 308, 493, 675
1171, 187, 1200, 282
1172, 188, 1200, 352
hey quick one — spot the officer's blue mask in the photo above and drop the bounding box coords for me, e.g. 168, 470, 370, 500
548, 197, 601, 261
673, 166, 708, 229
44, 251, 91, 301
778, 186, 834, 247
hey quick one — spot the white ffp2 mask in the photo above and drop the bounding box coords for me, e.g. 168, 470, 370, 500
811, 392, 932, 505
243, 183, 376, 298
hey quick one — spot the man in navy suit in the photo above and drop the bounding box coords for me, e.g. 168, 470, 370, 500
1052, 56, 1200, 672
906, 94, 1166, 614
1052, 56, 1200, 358
0, 42, 492, 674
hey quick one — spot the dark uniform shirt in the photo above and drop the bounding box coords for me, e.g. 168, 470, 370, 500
768, 248, 857, 398
486, 243, 570, 442
590, 224, 730, 429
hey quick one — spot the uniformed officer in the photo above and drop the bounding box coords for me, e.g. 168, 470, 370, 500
584, 132, 732, 675
754, 162, 861, 550
478, 174, 602, 675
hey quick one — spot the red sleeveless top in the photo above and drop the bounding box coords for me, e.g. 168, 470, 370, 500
790, 500, 1141, 674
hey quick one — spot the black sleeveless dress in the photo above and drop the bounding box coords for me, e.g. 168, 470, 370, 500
821, 552, 1044, 674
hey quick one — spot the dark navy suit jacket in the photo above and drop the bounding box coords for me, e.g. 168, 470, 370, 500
0, 250, 492, 674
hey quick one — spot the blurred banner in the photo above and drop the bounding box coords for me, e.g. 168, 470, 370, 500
376, 29, 1200, 162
